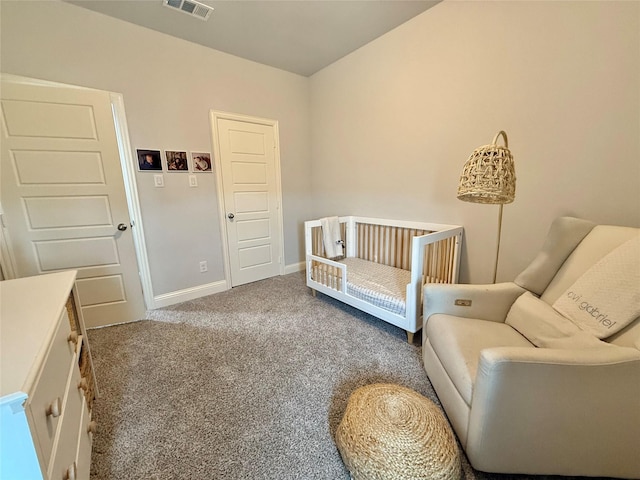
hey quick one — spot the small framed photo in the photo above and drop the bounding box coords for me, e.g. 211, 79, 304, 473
166, 151, 188, 172
137, 149, 162, 171
191, 152, 212, 172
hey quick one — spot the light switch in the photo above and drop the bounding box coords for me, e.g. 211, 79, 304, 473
189, 175, 198, 187
154, 174, 164, 187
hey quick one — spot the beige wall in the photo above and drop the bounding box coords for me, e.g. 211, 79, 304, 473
2, 0, 638, 296
0, 0, 312, 297
310, 0, 640, 283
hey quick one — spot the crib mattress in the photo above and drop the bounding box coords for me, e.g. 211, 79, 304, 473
339, 257, 410, 316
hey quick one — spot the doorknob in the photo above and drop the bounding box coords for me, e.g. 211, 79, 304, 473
227, 213, 235, 220
117, 223, 128, 231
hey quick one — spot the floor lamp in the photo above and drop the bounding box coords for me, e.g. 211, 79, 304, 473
457, 130, 516, 283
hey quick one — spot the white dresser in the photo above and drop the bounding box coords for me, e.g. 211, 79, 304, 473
1, 271, 97, 480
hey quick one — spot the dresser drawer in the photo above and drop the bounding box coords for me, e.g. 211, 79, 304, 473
27, 309, 76, 470
48, 354, 84, 480
74, 396, 93, 480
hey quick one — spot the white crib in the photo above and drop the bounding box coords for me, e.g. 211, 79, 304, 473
305, 216, 463, 343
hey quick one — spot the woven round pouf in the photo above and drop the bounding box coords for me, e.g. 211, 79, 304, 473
335, 383, 461, 480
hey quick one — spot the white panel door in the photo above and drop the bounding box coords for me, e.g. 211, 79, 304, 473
0, 79, 145, 327
217, 117, 283, 286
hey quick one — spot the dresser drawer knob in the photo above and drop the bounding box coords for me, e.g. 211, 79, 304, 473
87, 420, 98, 434
67, 331, 78, 344
63, 461, 77, 480
46, 397, 62, 418
77, 377, 88, 391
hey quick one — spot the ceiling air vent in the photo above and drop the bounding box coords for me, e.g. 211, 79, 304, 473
163, 0, 213, 21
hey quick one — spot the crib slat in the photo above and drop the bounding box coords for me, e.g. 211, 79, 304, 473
448, 237, 456, 282
373, 224, 377, 262
448, 237, 453, 281
436, 242, 441, 282
441, 238, 448, 283
440, 241, 445, 282
368, 224, 374, 262
365, 224, 371, 260
448, 237, 454, 282
442, 238, 448, 282
312, 226, 322, 257
402, 229, 409, 270
388, 227, 392, 264
396, 228, 402, 268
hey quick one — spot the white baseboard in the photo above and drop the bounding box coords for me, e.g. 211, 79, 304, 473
151, 266, 304, 309
151, 280, 228, 309
284, 261, 305, 274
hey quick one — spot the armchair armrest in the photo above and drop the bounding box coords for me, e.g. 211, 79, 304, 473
479, 343, 640, 366
423, 282, 526, 325
466, 345, 640, 476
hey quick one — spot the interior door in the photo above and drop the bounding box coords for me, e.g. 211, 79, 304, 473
216, 116, 283, 286
0, 78, 146, 328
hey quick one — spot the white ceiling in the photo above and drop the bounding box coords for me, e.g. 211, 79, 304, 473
66, 0, 440, 76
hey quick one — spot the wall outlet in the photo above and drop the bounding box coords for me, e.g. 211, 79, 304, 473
154, 174, 164, 187
189, 175, 197, 187
199, 260, 208, 273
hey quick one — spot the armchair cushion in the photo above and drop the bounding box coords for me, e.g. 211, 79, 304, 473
505, 292, 585, 347
514, 217, 595, 295
426, 314, 533, 405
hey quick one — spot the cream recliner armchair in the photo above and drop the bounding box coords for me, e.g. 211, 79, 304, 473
422, 217, 640, 478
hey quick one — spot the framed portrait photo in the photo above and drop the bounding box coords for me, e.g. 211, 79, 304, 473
136, 149, 162, 171
166, 150, 189, 172
191, 152, 212, 172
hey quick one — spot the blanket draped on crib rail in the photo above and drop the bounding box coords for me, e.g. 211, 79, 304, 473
320, 216, 344, 259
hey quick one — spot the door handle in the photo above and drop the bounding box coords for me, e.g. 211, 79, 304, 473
117, 223, 128, 231
227, 213, 235, 220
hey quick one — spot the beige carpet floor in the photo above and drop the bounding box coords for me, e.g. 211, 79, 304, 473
88, 272, 615, 480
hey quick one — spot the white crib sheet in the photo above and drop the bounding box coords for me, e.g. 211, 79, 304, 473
339, 257, 410, 316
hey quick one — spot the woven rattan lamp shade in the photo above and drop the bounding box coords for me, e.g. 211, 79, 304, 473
457, 131, 515, 204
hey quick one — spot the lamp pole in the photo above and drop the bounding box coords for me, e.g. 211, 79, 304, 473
493, 203, 504, 284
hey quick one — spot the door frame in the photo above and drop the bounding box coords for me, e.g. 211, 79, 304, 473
110, 93, 154, 309
0, 74, 153, 309
210, 110, 285, 288
0, 202, 17, 280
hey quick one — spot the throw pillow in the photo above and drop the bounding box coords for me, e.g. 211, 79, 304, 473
506, 292, 589, 347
